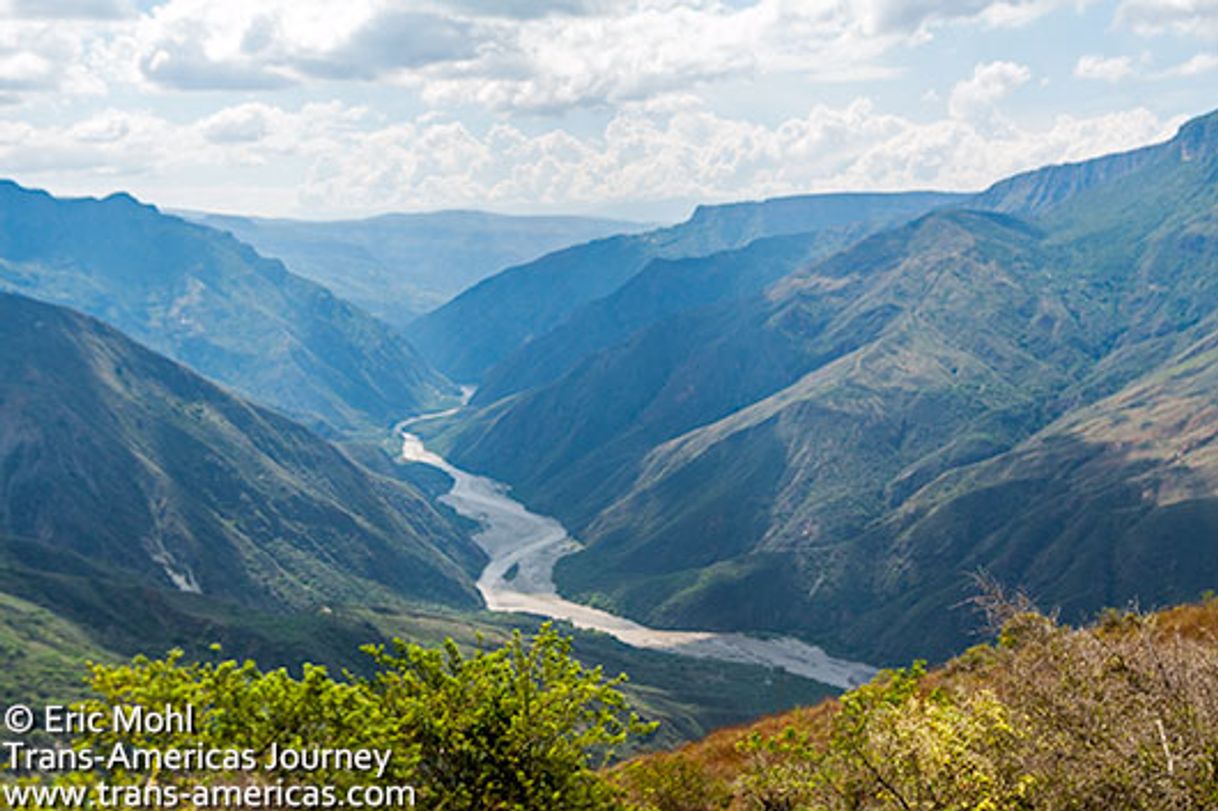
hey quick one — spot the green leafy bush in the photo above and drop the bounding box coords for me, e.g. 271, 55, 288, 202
41, 623, 652, 810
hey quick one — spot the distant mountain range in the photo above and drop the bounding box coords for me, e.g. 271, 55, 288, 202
5, 107, 1218, 679
0, 182, 455, 432
183, 210, 652, 327
405, 191, 963, 382
424, 108, 1218, 664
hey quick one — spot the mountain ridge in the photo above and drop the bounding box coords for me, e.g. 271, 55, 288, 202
0, 290, 482, 611
429, 107, 1218, 664
182, 208, 653, 326
405, 191, 965, 382
0, 180, 456, 432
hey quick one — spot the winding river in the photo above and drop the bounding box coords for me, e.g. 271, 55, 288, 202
398, 429, 876, 689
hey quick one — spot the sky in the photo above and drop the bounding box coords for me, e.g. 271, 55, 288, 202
0, 0, 1214, 222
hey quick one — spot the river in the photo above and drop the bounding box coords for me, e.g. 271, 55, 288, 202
398, 429, 876, 689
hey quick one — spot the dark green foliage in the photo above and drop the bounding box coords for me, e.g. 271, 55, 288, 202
55, 624, 653, 811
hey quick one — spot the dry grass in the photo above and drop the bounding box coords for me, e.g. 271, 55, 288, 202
613, 594, 1218, 810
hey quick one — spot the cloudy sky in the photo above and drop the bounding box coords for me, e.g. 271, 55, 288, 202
0, 0, 1213, 221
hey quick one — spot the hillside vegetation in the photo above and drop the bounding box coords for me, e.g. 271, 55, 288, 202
614, 594, 1218, 810
0, 295, 832, 746
406, 192, 961, 381
13, 598, 1218, 810
430, 108, 1218, 665
0, 292, 483, 612
0, 181, 455, 431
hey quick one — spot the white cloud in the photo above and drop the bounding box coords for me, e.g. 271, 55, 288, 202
858, 0, 1078, 35
200, 103, 274, 143
0, 0, 133, 19
0, 97, 1182, 219
0, 0, 1072, 112
0, 19, 109, 95
298, 102, 1179, 214
0, 51, 56, 90
1117, 0, 1218, 38
948, 60, 1031, 121
1159, 51, 1218, 75
408, 0, 1074, 114
0, 1, 1194, 220
1074, 54, 1136, 80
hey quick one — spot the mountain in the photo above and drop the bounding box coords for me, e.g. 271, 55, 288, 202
850, 317, 1218, 662
0, 291, 482, 612
183, 210, 652, 327
0, 274, 851, 744
0, 181, 455, 432
405, 192, 964, 382
474, 231, 863, 405
435, 108, 1218, 664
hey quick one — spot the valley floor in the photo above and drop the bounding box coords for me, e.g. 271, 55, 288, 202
398, 429, 877, 689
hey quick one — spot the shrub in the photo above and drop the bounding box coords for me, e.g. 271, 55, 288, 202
52, 623, 652, 810
733, 606, 1218, 810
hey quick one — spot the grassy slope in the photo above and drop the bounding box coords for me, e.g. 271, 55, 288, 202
550, 212, 1082, 642
859, 324, 1218, 661
0, 590, 114, 706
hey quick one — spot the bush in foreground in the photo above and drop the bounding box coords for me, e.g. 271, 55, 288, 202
33, 623, 653, 810
618, 599, 1218, 810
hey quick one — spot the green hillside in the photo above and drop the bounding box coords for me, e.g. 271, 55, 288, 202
406, 192, 962, 382
0, 291, 482, 611
0, 589, 113, 706
0, 181, 455, 431
435, 109, 1218, 665
0, 292, 834, 742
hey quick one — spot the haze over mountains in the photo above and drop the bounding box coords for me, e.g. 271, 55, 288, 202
0, 182, 455, 432
405, 192, 963, 383
3, 108, 1218, 706
424, 108, 1218, 663
184, 210, 652, 327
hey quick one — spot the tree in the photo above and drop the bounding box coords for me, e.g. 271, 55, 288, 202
365, 623, 654, 809
60, 623, 652, 811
